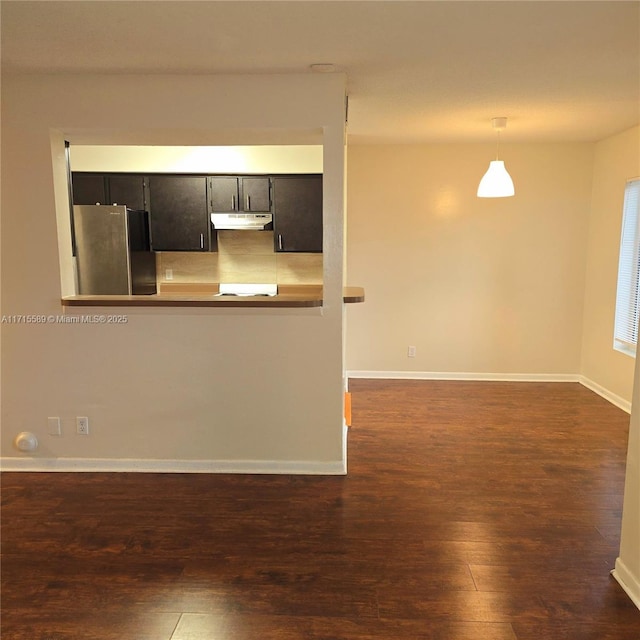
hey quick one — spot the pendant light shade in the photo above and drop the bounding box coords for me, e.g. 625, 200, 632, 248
477, 117, 515, 198
477, 160, 515, 198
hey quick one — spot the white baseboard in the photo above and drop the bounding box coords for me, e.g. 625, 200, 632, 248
0, 457, 347, 475
612, 558, 640, 611
346, 370, 631, 413
579, 376, 632, 413
347, 370, 580, 383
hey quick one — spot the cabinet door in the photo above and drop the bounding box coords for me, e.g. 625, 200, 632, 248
241, 177, 271, 212
209, 177, 239, 212
149, 176, 209, 251
72, 173, 107, 205
273, 176, 322, 252
108, 174, 146, 210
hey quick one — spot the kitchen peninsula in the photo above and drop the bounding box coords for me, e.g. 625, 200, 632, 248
61, 285, 365, 308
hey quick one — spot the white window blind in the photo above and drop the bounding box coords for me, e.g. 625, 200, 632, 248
614, 178, 640, 356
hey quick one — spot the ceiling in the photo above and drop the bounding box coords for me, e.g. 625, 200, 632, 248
2, 0, 639, 144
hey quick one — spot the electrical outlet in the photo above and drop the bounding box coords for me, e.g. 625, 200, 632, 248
165, 269, 174, 281
76, 416, 89, 435
407, 345, 417, 358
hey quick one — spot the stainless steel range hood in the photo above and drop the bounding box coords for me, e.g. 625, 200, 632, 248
211, 212, 273, 230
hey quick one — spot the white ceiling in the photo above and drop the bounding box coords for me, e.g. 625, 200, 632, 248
2, 0, 639, 144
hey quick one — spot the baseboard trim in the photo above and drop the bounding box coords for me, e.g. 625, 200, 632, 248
579, 376, 632, 413
0, 457, 347, 475
347, 370, 580, 383
346, 371, 631, 413
612, 558, 640, 611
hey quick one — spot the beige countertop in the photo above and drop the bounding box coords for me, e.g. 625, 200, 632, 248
62, 285, 365, 308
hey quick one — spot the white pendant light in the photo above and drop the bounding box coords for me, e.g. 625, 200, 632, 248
477, 117, 515, 198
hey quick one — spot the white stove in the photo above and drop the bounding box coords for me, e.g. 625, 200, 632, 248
216, 283, 278, 297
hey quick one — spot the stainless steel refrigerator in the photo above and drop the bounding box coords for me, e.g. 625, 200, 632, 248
73, 205, 156, 295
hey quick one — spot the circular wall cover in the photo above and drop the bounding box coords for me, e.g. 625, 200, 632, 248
15, 431, 38, 452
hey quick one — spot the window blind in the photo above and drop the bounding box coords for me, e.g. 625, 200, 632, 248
614, 178, 640, 356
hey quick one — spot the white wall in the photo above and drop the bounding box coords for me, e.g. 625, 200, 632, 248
346, 142, 593, 378
614, 349, 640, 608
581, 126, 640, 404
69, 145, 323, 174
583, 125, 640, 608
1, 72, 347, 472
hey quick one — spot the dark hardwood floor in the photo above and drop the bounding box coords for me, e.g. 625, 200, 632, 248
2, 380, 640, 639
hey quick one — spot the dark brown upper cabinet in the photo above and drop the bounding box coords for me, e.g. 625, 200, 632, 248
208, 176, 271, 213
107, 174, 147, 210
272, 175, 322, 253
71, 173, 108, 205
71, 172, 146, 210
71, 171, 323, 254
148, 175, 210, 251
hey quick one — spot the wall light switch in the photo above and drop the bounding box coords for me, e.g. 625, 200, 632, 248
48, 416, 61, 436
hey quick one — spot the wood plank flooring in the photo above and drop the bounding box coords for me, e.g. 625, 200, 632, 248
2, 380, 640, 639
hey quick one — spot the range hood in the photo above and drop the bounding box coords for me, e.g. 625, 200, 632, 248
211, 212, 273, 230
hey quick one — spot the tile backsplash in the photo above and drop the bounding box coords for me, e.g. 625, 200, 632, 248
157, 230, 322, 286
